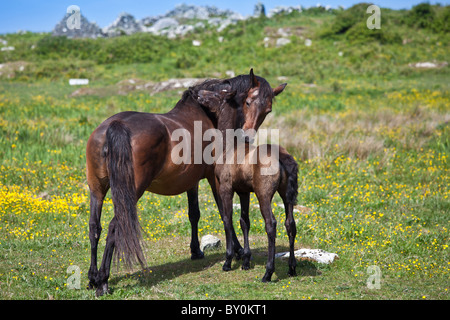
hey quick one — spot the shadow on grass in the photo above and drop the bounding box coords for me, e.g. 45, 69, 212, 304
109, 244, 320, 291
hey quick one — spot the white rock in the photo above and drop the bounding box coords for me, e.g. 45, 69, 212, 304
276, 38, 291, 47
69, 79, 89, 85
225, 70, 235, 77
192, 40, 201, 47
408, 61, 448, 68
275, 248, 339, 264
148, 17, 179, 33
200, 235, 222, 252
305, 39, 312, 47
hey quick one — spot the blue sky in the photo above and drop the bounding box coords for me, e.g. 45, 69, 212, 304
0, 1, 448, 34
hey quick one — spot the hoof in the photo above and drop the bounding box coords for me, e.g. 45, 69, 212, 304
95, 283, 109, 297
191, 250, 205, 260
222, 261, 232, 272
262, 272, 273, 283
288, 269, 297, 277
241, 263, 250, 270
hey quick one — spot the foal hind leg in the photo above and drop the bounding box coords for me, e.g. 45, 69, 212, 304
258, 197, 277, 282
187, 185, 204, 260
281, 194, 297, 277
238, 192, 251, 270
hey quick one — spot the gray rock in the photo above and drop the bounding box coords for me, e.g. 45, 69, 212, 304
254, 2, 266, 17
200, 235, 222, 252
145, 17, 179, 34
268, 5, 303, 18
102, 12, 142, 36
275, 248, 339, 264
52, 13, 104, 38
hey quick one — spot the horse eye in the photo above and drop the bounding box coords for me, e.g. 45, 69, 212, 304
245, 101, 250, 107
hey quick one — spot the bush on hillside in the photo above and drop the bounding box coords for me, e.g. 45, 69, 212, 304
321, 3, 401, 44
403, 3, 450, 33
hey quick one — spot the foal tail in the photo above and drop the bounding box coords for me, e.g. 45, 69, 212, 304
105, 120, 146, 269
279, 150, 298, 206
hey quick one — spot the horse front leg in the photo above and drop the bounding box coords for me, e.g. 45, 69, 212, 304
187, 185, 204, 260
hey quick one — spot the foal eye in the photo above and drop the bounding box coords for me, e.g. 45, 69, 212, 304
245, 101, 250, 107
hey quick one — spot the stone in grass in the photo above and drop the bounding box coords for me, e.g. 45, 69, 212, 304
200, 235, 222, 252
275, 248, 339, 264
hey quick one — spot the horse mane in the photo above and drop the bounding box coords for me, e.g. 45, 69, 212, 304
182, 74, 274, 106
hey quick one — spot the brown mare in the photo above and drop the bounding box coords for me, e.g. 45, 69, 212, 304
86, 69, 287, 296
197, 89, 298, 282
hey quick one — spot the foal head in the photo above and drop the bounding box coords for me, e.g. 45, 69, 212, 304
237, 69, 287, 141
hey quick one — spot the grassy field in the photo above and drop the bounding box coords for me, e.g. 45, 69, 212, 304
0, 4, 449, 300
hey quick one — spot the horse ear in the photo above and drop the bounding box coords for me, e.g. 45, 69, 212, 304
250, 68, 259, 88
273, 83, 287, 96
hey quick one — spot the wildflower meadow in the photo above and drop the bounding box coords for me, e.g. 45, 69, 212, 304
0, 3, 449, 300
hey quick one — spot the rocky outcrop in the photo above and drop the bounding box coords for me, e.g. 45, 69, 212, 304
102, 12, 142, 37
52, 4, 245, 39
52, 13, 104, 38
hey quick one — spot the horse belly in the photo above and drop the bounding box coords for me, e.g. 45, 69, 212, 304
146, 164, 205, 196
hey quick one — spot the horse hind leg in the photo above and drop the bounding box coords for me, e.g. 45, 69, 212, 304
87, 187, 107, 290
187, 185, 204, 260
96, 216, 117, 297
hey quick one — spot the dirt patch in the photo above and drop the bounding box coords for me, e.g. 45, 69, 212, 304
0, 61, 29, 78
69, 77, 207, 97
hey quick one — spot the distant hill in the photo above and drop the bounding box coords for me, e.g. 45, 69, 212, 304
52, 3, 250, 39
51, 3, 313, 39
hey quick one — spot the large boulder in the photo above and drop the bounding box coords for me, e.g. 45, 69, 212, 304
52, 13, 104, 38
102, 12, 142, 36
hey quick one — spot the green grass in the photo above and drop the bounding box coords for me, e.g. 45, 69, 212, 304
0, 4, 449, 300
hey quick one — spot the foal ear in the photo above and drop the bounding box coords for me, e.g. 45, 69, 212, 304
250, 68, 259, 88
221, 89, 237, 101
197, 90, 220, 107
273, 83, 287, 96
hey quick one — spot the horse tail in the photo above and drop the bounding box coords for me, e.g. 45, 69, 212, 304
279, 151, 298, 206
105, 120, 146, 269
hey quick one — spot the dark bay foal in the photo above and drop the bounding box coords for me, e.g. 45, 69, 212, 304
197, 89, 298, 282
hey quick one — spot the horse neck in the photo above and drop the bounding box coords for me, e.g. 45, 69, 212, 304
170, 96, 215, 126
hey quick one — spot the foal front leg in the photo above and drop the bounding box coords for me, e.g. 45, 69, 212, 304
219, 188, 235, 271
238, 192, 251, 270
